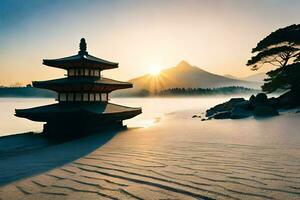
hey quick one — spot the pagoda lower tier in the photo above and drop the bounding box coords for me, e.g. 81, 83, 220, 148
15, 102, 141, 137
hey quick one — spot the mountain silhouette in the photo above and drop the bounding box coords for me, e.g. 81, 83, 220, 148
223, 74, 239, 79
114, 61, 261, 96
241, 72, 267, 83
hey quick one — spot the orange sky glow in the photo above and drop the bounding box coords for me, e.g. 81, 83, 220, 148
1, 0, 300, 86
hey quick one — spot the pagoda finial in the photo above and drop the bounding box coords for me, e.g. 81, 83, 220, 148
79, 38, 88, 55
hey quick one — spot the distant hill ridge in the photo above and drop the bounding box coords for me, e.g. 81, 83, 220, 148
242, 72, 267, 83
113, 60, 261, 96
0, 87, 55, 98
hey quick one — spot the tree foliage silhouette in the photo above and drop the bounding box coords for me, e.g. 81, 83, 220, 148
158, 86, 256, 96
247, 24, 300, 93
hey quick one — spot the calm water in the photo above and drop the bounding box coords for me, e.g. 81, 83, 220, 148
0, 97, 230, 137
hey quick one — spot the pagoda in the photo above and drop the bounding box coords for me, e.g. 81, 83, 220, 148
15, 38, 142, 137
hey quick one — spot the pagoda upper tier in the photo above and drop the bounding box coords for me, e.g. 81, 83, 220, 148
33, 77, 132, 93
43, 38, 118, 70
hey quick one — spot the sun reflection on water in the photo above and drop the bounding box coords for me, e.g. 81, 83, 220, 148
142, 119, 156, 128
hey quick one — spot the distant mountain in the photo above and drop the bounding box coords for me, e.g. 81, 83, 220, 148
241, 72, 267, 83
113, 61, 261, 96
223, 74, 239, 80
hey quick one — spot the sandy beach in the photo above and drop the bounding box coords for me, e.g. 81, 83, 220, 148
0, 98, 300, 200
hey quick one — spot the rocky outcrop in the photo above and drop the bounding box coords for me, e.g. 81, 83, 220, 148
213, 111, 232, 119
277, 90, 300, 109
206, 98, 245, 117
253, 105, 279, 117
205, 93, 281, 120
231, 106, 252, 119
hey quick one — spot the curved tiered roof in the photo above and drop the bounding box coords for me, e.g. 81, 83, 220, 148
43, 38, 118, 70
33, 77, 132, 92
15, 102, 142, 122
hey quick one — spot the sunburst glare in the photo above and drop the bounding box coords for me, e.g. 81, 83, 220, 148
148, 65, 161, 76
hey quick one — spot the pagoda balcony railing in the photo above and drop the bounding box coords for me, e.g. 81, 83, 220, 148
57, 92, 109, 102
67, 68, 102, 78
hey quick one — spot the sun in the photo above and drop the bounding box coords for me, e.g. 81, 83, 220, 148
148, 65, 161, 76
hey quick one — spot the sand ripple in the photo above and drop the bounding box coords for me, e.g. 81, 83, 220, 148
1, 140, 299, 200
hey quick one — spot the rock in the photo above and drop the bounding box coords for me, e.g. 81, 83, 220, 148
213, 111, 232, 119
204, 92, 289, 120
206, 98, 245, 117
192, 115, 201, 118
250, 93, 269, 108
230, 107, 252, 119
255, 93, 268, 104
249, 95, 256, 104
235, 100, 251, 109
253, 105, 279, 117
249, 95, 256, 109
267, 97, 278, 108
277, 90, 300, 109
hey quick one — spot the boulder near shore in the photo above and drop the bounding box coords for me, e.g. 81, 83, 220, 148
205, 91, 300, 120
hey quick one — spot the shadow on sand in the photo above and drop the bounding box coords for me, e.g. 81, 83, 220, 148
0, 130, 120, 186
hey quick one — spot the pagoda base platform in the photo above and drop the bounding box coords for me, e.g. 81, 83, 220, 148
15, 102, 142, 138
43, 120, 126, 139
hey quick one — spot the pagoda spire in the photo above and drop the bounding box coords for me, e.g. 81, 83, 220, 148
79, 38, 88, 55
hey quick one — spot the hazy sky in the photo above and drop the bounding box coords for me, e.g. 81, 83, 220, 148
1, 0, 300, 86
